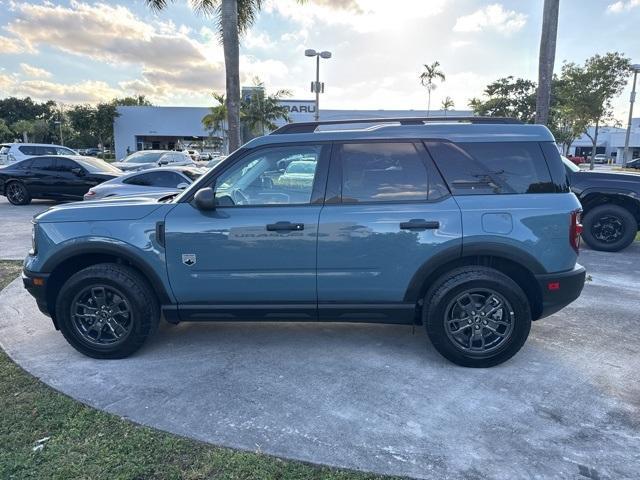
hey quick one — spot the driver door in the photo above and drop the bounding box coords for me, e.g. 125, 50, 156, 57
164, 143, 330, 321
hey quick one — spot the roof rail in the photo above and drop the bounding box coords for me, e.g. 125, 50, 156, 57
270, 116, 523, 135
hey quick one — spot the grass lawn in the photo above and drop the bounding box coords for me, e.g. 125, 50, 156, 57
0, 260, 389, 480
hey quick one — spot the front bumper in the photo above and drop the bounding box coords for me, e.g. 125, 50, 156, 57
534, 264, 586, 320
22, 269, 55, 324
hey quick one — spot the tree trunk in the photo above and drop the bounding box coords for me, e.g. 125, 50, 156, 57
535, 0, 559, 126
221, 0, 241, 153
590, 120, 599, 171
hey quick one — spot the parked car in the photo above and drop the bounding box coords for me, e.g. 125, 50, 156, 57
206, 155, 227, 168
0, 143, 78, 165
593, 154, 608, 164
625, 158, 640, 170
0, 155, 121, 205
562, 156, 640, 251
84, 166, 203, 200
84, 147, 101, 156
182, 149, 201, 161
112, 150, 194, 172
23, 117, 585, 367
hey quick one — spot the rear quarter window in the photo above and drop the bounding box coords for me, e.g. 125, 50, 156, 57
425, 141, 555, 195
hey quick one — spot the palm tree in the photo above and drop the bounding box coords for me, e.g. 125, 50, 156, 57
535, 0, 560, 125
147, 0, 305, 153
441, 96, 455, 117
202, 92, 228, 152
419, 61, 445, 116
241, 78, 291, 137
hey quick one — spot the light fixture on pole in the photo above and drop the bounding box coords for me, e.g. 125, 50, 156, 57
623, 63, 640, 167
305, 49, 332, 121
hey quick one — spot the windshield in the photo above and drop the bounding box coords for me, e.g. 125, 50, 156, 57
123, 151, 164, 164
561, 156, 580, 173
76, 157, 122, 174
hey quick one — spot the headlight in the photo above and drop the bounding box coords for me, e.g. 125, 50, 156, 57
30, 222, 37, 255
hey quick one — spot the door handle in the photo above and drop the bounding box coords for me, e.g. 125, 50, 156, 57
399, 219, 440, 230
266, 221, 304, 232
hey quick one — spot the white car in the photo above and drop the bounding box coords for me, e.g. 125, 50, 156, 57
182, 149, 201, 161
0, 143, 78, 165
112, 150, 195, 172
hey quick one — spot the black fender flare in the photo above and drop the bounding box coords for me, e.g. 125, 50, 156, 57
403, 243, 545, 303
41, 240, 174, 304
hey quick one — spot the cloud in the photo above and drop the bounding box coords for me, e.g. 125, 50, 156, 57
453, 4, 527, 35
20, 63, 51, 78
8, 79, 122, 103
3, 1, 226, 98
266, 0, 449, 32
0, 34, 30, 54
606, 0, 640, 13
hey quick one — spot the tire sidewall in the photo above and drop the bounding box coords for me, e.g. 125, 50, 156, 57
426, 273, 531, 367
7, 181, 30, 205
56, 268, 154, 358
582, 205, 637, 252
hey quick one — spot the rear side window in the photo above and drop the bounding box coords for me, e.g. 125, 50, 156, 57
31, 157, 56, 170
425, 141, 554, 195
540, 142, 570, 192
124, 171, 183, 187
337, 142, 429, 203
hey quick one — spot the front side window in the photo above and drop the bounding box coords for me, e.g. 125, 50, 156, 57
337, 142, 429, 203
18, 146, 38, 155
56, 158, 79, 172
214, 145, 322, 206
56, 147, 76, 155
426, 141, 554, 195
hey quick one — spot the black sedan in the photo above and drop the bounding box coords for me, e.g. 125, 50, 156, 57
0, 156, 122, 205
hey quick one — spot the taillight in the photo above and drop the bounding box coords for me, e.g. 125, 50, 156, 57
570, 210, 582, 253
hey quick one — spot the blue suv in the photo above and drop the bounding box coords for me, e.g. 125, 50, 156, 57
23, 117, 586, 367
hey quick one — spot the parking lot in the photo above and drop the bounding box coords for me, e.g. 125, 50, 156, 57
1, 196, 639, 479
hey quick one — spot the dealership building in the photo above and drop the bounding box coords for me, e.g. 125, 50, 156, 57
113, 101, 640, 163
113, 100, 472, 160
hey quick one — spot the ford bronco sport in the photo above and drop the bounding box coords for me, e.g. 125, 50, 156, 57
23, 117, 586, 367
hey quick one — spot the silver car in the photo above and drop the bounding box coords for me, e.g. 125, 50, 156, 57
112, 150, 195, 172
84, 166, 202, 200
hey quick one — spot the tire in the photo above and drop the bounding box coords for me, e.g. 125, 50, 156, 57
55, 263, 159, 359
581, 204, 637, 252
423, 267, 532, 368
5, 181, 31, 205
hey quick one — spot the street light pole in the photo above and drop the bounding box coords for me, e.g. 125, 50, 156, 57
305, 49, 332, 122
623, 64, 640, 167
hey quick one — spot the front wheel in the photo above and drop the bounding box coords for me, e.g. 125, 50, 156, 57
581, 204, 637, 252
55, 263, 159, 359
424, 267, 532, 368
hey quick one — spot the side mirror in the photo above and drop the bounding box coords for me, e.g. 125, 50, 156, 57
177, 182, 189, 190
71, 167, 84, 176
193, 187, 216, 210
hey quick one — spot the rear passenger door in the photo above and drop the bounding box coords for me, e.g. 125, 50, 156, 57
316, 141, 462, 323
27, 157, 58, 197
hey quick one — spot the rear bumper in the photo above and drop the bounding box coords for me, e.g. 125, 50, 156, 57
534, 264, 586, 320
22, 269, 54, 323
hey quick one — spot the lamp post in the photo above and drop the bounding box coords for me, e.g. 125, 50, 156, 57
622, 64, 640, 167
305, 49, 332, 121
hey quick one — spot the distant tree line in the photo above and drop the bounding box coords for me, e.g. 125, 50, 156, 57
468, 52, 631, 162
0, 95, 152, 149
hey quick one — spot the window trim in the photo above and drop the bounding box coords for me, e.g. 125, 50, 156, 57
182, 142, 332, 208
327, 139, 439, 206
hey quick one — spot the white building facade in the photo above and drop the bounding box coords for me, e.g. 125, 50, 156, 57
567, 118, 640, 163
113, 101, 472, 160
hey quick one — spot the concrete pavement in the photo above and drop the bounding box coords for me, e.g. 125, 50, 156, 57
0, 197, 53, 259
1, 244, 639, 479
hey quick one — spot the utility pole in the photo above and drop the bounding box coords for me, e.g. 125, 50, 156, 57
305, 49, 332, 122
623, 64, 640, 167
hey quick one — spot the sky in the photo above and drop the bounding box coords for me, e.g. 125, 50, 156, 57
0, 0, 638, 120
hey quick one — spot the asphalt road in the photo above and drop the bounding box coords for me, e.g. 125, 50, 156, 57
0, 197, 54, 260
1, 243, 639, 479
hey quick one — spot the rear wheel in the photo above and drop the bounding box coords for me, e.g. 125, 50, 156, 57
6, 181, 31, 205
582, 204, 637, 252
55, 263, 159, 359
424, 267, 531, 368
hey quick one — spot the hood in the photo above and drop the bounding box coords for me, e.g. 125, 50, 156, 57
35, 196, 166, 223
574, 170, 640, 190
